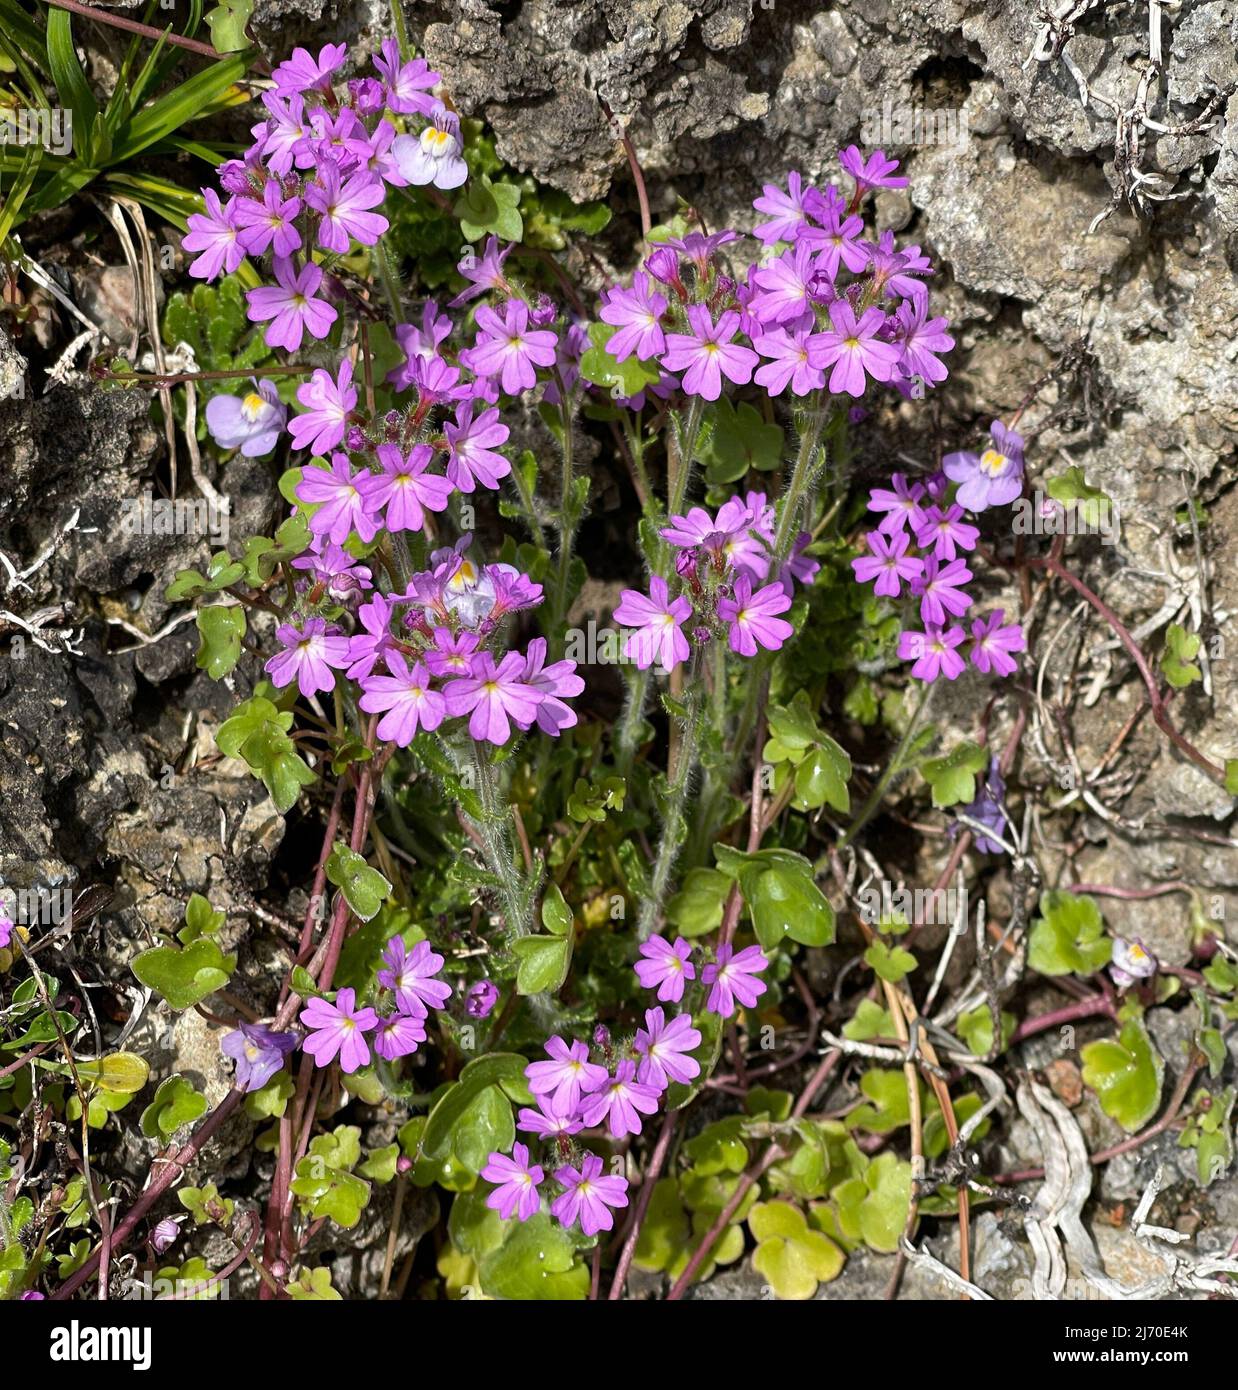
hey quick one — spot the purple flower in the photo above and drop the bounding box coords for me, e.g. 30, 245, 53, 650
1110, 937, 1158, 990
183, 189, 243, 281
246, 256, 337, 352
802, 198, 867, 278
482, 1142, 544, 1221
149, 1216, 184, 1256
749, 241, 819, 326
466, 979, 500, 1019
518, 1092, 585, 1139
580, 1059, 662, 1138
423, 627, 480, 679
898, 624, 966, 682
273, 43, 347, 97
613, 576, 692, 673
851, 528, 923, 599
599, 271, 668, 362
462, 299, 558, 395
894, 298, 953, 387
359, 653, 447, 746
661, 499, 752, 554
0, 913, 12, 951
839, 145, 908, 196
752, 171, 813, 245
299, 988, 378, 1074
360, 443, 453, 532
444, 400, 511, 492
221, 1022, 297, 1092
914, 505, 979, 562
634, 935, 696, 1002
205, 378, 286, 457
392, 101, 467, 189
869, 473, 928, 536
702, 944, 768, 1018
969, 609, 1025, 677
296, 453, 381, 546
718, 575, 794, 657
912, 555, 974, 628
753, 327, 825, 396
519, 637, 583, 736
809, 301, 901, 397
525, 1036, 608, 1117
290, 361, 357, 456
235, 181, 302, 258
373, 39, 440, 115
344, 592, 396, 679
942, 421, 1025, 512
443, 650, 541, 745
373, 1010, 427, 1060
378, 937, 451, 1017
661, 305, 758, 401
956, 757, 1008, 853
450, 235, 513, 306
305, 162, 389, 252
550, 1154, 628, 1237
265, 617, 351, 697
634, 1007, 702, 1090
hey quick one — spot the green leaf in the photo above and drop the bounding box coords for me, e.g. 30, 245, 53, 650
956, 1005, 1016, 1057
512, 934, 572, 995
180, 893, 225, 944
205, 0, 254, 52
1080, 1016, 1165, 1133
454, 173, 522, 242
864, 940, 917, 984
1178, 1086, 1235, 1186
1226, 760, 1238, 796
46, 10, 97, 154
921, 740, 988, 808
1027, 890, 1112, 977
749, 1199, 844, 1299
74, 1052, 149, 1095
715, 846, 835, 951
578, 321, 661, 399
665, 867, 731, 938
1160, 624, 1202, 689
420, 1054, 531, 1162
566, 774, 625, 823
1046, 466, 1111, 528
132, 937, 236, 1011
540, 883, 573, 936
326, 844, 391, 922
832, 1153, 911, 1253
141, 1075, 207, 1138
843, 1000, 893, 1043
287, 1266, 342, 1301
451, 1084, 515, 1175
702, 397, 785, 483
477, 1211, 589, 1300
195, 604, 246, 680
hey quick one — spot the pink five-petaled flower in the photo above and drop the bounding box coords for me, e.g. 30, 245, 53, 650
234, 181, 302, 258
359, 653, 446, 746
517, 1092, 584, 1139
661, 304, 758, 401
519, 637, 583, 736
482, 1143, 544, 1222
613, 575, 692, 673
753, 327, 825, 397
969, 609, 1026, 677
851, 529, 924, 599
373, 39, 440, 115
912, 554, 973, 628
868, 473, 927, 536
717, 574, 794, 657
444, 400, 511, 492
462, 299, 558, 395
634, 935, 695, 1003
378, 937, 451, 1017
525, 1036, 608, 1118
265, 618, 351, 698
898, 625, 966, 682
290, 360, 357, 455
246, 256, 337, 352
702, 944, 769, 1018
752, 170, 814, 245
839, 145, 908, 196
360, 443, 453, 532
373, 1010, 427, 1061
183, 189, 244, 281
296, 452, 382, 546
299, 988, 378, 1074
305, 162, 389, 252
272, 43, 347, 97
580, 1060, 662, 1138
599, 271, 668, 362
914, 505, 979, 562
809, 300, 900, 397
634, 1007, 702, 1091
551, 1154, 629, 1237
450, 235, 512, 306
443, 650, 541, 745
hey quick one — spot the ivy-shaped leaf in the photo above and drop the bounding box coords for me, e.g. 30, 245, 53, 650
921, 741, 988, 808
1080, 1015, 1165, 1133
195, 604, 246, 680
749, 1200, 844, 1299
714, 845, 835, 951
665, 867, 731, 938
132, 937, 236, 1011
1027, 890, 1112, 977
864, 940, 916, 984
702, 397, 785, 482
141, 1075, 208, 1138
1160, 624, 1202, 689
578, 321, 661, 399
326, 843, 391, 922
455, 173, 522, 243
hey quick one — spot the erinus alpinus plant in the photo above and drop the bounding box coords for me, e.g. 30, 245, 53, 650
5, 16, 1238, 1315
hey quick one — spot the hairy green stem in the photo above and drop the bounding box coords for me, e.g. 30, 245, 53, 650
467, 738, 533, 937
771, 395, 830, 567
637, 691, 704, 940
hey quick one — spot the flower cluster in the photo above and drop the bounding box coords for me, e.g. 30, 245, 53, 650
265, 536, 582, 746
597, 147, 952, 404
614, 493, 817, 673
851, 420, 1028, 683
635, 934, 769, 1018
299, 937, 449, 1074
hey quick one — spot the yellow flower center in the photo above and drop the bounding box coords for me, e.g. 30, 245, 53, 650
980, 448, 1007, 477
